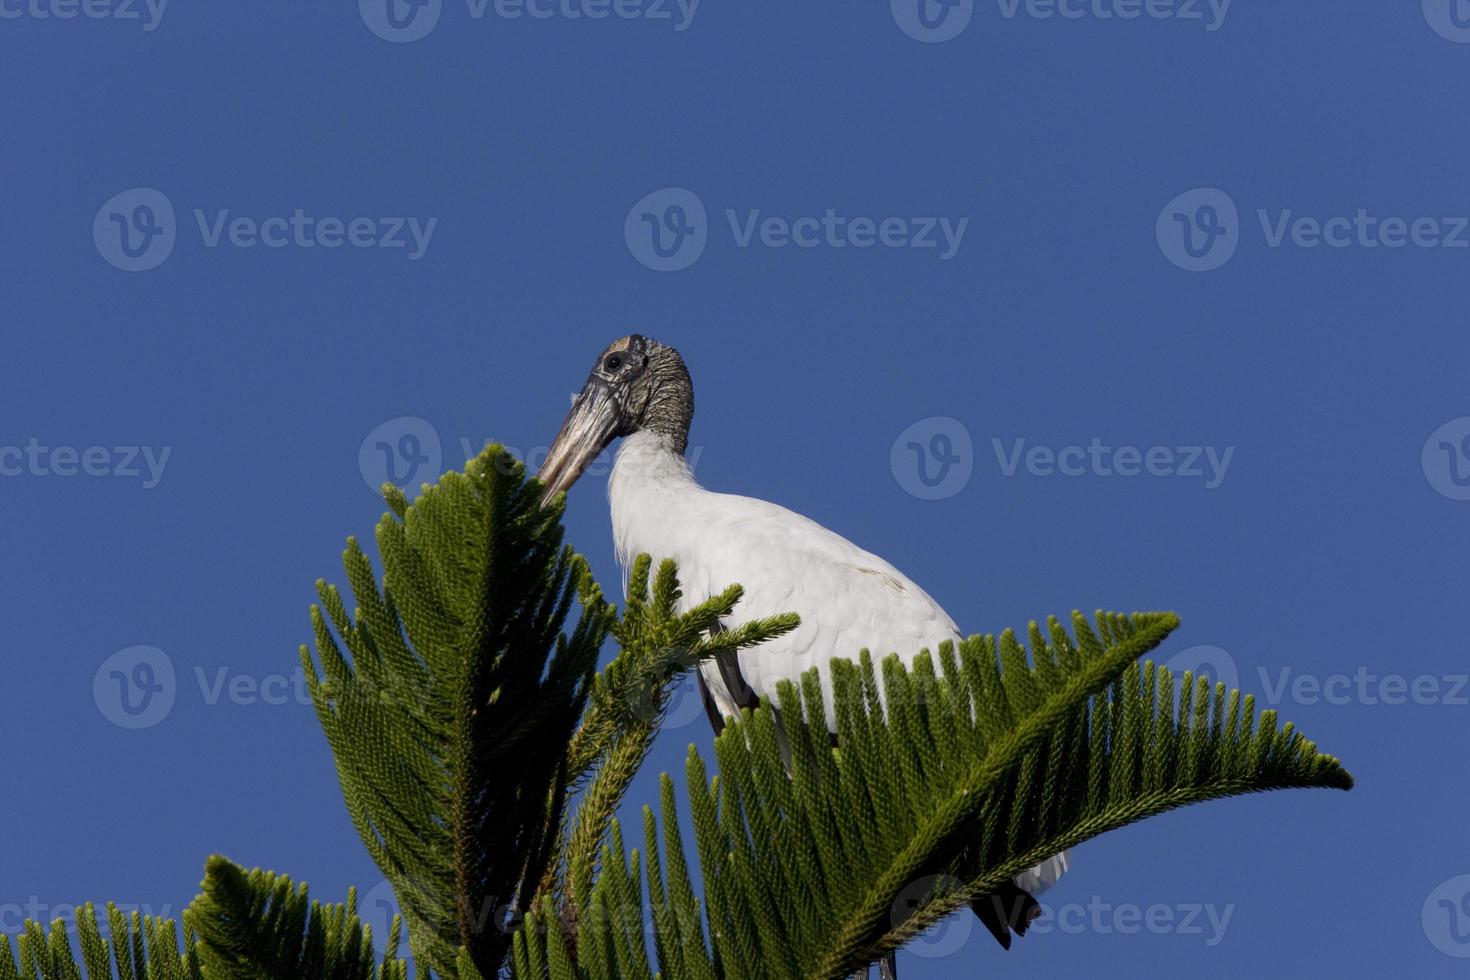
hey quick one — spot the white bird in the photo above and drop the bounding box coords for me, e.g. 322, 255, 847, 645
538, 335, 1068, 958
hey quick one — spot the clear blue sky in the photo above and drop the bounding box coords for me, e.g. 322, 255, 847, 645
3, 3, 1467, 977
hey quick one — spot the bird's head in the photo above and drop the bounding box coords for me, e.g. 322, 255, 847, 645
538, 334, 692, 505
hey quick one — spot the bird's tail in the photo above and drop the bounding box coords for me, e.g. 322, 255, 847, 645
971, 850, 1070, 950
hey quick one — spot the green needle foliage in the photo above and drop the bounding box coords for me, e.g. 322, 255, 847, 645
301, 446, 614, 976
3, 445, 1352, 978
513, 614, 1352, 980
189, 858, 407, 980
301, 445, 792, 977
549, 555, 798, 935
0, 858, 405, 980
0, 905, 199, 980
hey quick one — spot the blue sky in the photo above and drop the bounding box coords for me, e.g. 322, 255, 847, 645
3, 2, 1469, 976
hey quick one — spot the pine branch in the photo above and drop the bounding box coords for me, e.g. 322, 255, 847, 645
188, 856, 407, 980
0, 905, 201, 980
0, 858, 410, 980
302, 445, 614, 978
510, 610, 1353, 980
549, 557, 798, 939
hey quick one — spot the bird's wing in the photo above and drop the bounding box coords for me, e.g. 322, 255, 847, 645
645, 490, 962, 730
614, 483, 1072, 919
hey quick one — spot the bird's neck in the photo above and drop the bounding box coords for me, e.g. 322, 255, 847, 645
609, 430, 700, 571
637, 351, 693, 455
611, 430, 697, 491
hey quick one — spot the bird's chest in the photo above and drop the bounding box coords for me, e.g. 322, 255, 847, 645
607, 442, 717, 603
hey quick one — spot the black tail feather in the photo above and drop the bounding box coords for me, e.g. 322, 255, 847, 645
970, 882, 1040, 950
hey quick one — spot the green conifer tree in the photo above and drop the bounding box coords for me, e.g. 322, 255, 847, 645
3, 446, 1351, 979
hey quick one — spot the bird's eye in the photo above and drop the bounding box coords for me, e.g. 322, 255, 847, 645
604, 355, 622, 372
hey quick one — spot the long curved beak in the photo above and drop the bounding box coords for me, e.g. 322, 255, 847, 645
538, 381, 621, 507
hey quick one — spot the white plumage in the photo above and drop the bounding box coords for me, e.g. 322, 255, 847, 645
609, 429, 961, 728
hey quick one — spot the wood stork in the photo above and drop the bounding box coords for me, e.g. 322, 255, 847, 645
538, 334, 1069, 959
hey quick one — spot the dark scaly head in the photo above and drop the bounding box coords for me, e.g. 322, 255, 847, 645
538, 334, 692, 505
